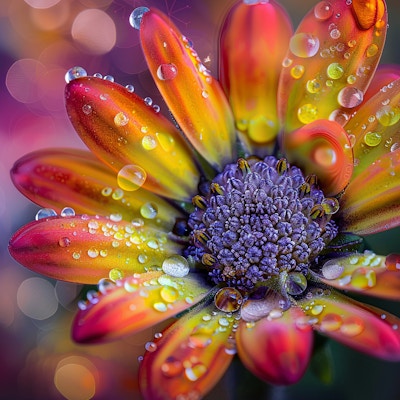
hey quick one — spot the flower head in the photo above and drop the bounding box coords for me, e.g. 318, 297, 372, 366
9, 0, 400, 399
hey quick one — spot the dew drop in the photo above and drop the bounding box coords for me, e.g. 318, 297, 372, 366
185, 363, 207, 382
321, 260, 344, 279
82, 104, 92, 115
35, 208, 57, 220
125, 84, 135, 93
214, 287, 242, 313
351, 267, 376, 289
140, 202, 158, 219
93, 72, 103, 78
103, 75, 114, 82
366, 43, 379, 57
298, 103, 318, 124
153, 302, 168, 312
61, 207, 76, 217
314, 1, 333, 20
201, 90, 209, 98
161, 357, 183, 378
142, 135, 157, 150
98, 278, 115, 295
102, 187, 112, 197
363, 131, 382, 147
117, 165, 147, 191
329, 109, 349, 125
337, 87, 363, 108
129, 7, 150, 29
285, 272, 308, 295
391, 143, 400, 152
162, 255, 190, 277
58, 237, 71, 247
290, 64, 305, 79
65, 66, 87, 83
311, 304, 324, 316
189, 327, 213, 348
156, 63, 178, 80
340, 316, 364, 336
330, 28, 341, 39
145, 341, 157, 352
306, 79, 321, 93
156, 132, 175, 152
160, 286, 179, 303
109, 268, 123, 282
326, 62, 344, 79
114, 112, 129, 127
376, 105, 400, 127
321, 197, 340, 214
289, 33, 320, 58
319, 313, 342, 331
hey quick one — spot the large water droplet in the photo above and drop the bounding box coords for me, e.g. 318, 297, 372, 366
314, 1, 333, 20
214, 287, 242, 313
289, 33, 320, 58
117, 165, 147, 191
363, 131, 382, 147
185, 363, 207, 381
61, 207, 76, 217
297, 103, 318, 124
129, 7, 150, 30
340, 316, 364, 336
65, 66, 87, 83
161, 357, 183, 378
285, 272, 308, 295
156, 63, 178, 80
140, 202, 158, 219
351, 267, 376, 289
337, 87, 363, 108
376, 105, 400, 127
327, 62, 344, 79
320, 313, 342, 331
162, 255, 190, 277
35, 208, 57, 220
114, 112, 129, 127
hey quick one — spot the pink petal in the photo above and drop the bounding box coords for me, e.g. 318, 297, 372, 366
236, 307, 313, 385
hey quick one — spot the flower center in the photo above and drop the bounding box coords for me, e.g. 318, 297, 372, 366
184, 156, 339, 292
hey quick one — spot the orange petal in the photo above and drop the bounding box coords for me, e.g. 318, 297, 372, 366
140, 8, 235, 170
11, 148, 183, 230
139, 303, 235, 400
339, 149, 400, 234
9, 215, 182, 284
344, 78, 400, 178
72, 271, 211, 343
316, 251, 400, 300
65, 76, 199, 201
298, 289, 400, 360
219, 0, 292, 151
278, 0, 387, 133
236, 307, 313, 385
283, 119, 353, 195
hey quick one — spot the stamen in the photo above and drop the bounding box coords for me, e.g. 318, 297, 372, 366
237, 158, 251, 176
276, 158, 288, 174
192, 195, 208, 209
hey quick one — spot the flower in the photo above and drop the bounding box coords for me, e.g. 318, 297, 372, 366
8, 0, 400, 399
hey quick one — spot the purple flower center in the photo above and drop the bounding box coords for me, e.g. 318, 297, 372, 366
184, 156, 339, 292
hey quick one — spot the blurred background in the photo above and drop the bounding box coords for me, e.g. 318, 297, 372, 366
1, 0, 400, 399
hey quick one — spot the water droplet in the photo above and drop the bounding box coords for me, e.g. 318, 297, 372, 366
285, 272, 308, 295
153, 302, 168, 312
109, 268, 123, 282
35, 208, 57, 220
125, 84, 135, 93
156, 132, 175, 152
351, 267, 376, 289
376, 105, 400, 127
93, 72, 103, 78
142, 135, 157, 150
319, 313, 342, 331
290, 64, 305, 79
306, 79, 321, 93
140, 202, 158, 219
340, 316, 364, 336
214, 287, 242, 313
297, 103, 318, 124
160, 286, 179, 303
161, 357, 183, 378
337, 87, 363, 108
391, 143, 400, 152
98, 278, 115, 294
314, 1, 333, 20
82, 104, 92, 115
61, 207, 75, 217
117, 165, 146, 191
330, 28, 341, 39
321, 261, 344, 280
156, 63, 178, 80
201, 90, 209, 98
311, 304, 324, 316
366, 43, 379, 57
129, 7, 150, 29
65, 66, 87, 83
162, 255, 190, 277
144, 97, 153, 106
114, 112, 129, 127
363, 131, 382, 147
103, 75, 114, 82
145, 341, 157, 352
58, 237, 71, 247
72, 252, 81, 260
329, 109, 349, 125
289, 33, 320, 58
189, 327, 212, 348
86, 290, 99, 304
87, 248, 99, 258
112, 188, 124, 200
321, 197, 340, 214
185, 363, 207, 381
326, 62, 344, 79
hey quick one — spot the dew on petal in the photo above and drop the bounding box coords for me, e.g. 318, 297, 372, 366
376, 105, 400, 127
314, 1, 334, 20
65, 66, 87, 83
129, 7, 150, 30
321, 260, 344, 279
125, 84, 135, 93
153, 302, 168, 312
290, 65, 305, 79
156, 63, 178, 80
289, 33, 320, 58
142, 135, 157, 150
189, 327, 213, 348
109, 268, 123, 282
58, 237, 71, 248
285, 272, 308, 295
319, 313, 342, 331
298, 103, 318, 124
145, 341, 157, 352
61, 207, 76, 217
327, 62, 344, 79
321, 197, 340, 214
306, 79, 322, 93
340, 316, 364, 336
161, 357, 183, 378
82, 104, 92, 115
351, 267, 376, 289
160, 286, 179, 303
311, 304, 324, 316
185, 363, 207, 382
35, 208, 57, 220
312, 144, 337, 167
87, 248, 99, 258
366, 43, 379, 57
363, 131, 382, 147
337, 87, 364, 108
140, 202, 158, 219
114, 112, 129, 127
214, 287, 242, 313
98, 278, 115, 295
117, 165, 147, 191
162, 255, 190, 278
156, 132, 175, 152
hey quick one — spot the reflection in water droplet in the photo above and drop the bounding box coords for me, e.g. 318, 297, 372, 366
58, 237, 71, 247
161, 357, 183, 378
314, 1, 334, 20
289, 33, 320, 58
290, 64, 305, 79
162, 255, 190, 277
142, 135, 157, 150
129, 7, 150, 30
351, 267, 376, 289
114, 112, 129, 127
61, 207, 76, 217
319, 313, 342, 331
156, 63, 178, 80
376, 105, 400, 127
117, 165, 147, 191
298, 103, 318, 124
363, 131, 382, 147
36, 208, 57, 220
65, 66, 87, 83
140, 202, 158, 219
214, 287, 242, 312
109, 268, 123, 282
340, 316, 364, 336
337, 87, 363, 108
285, 272, 308, 295
327, 62, 344, 79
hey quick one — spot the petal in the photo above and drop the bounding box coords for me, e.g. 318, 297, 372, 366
278, 0, 387, 133
236, 307, 313, 385
315, 251, 400, 300
283, 119, 353, 195
298, 289, 400, 360
11, 148, 183, 230
72, 271, 211, 343
9, 215, 182, 284
139, 303, 235, 400
219, 0, 292, 151
339, 148, 400, 234
344, 78, 400, 178
65, 76, 199, 201
140, 8, 235, 170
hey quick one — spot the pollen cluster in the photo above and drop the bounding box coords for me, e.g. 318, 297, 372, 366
185, 156, 339, 291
